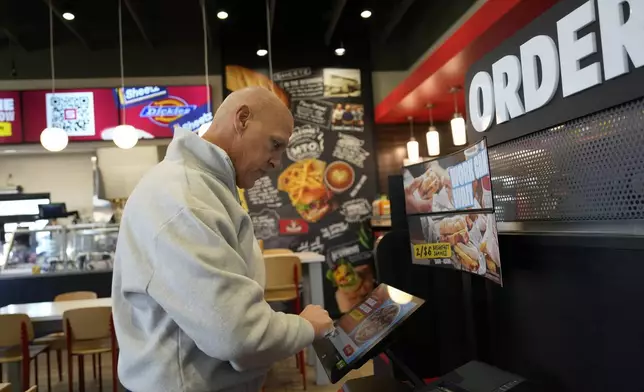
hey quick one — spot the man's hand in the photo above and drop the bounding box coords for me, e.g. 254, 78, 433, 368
299, 305, 333, 339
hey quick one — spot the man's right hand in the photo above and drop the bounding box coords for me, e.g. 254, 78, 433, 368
299, 305, 333, 339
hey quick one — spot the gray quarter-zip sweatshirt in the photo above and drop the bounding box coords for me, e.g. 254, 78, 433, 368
112, 128, 314, 392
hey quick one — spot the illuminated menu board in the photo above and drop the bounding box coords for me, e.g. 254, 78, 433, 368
22, 89, 119, 142
0, 91, 22, 145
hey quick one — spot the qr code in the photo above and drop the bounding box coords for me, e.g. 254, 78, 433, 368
46, 92, 96, 136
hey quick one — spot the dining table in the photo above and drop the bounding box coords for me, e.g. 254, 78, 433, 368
0, 297, 113, 391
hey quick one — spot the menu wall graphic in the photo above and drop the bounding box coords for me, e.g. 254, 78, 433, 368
114, 85, 212, 137
403, 140, 502, 285
0, 92, 22, 144
225, 65, 378, 315
23, 89, 119, 142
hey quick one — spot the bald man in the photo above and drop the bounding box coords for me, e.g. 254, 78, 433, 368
112, 87, 333, 392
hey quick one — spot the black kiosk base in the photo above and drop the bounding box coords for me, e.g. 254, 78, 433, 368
342, 359, 540, 392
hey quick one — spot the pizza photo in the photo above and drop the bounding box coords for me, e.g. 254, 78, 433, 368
352, 303, 400, 345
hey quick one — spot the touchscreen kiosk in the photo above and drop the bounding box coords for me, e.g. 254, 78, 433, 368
313, 284, 425, 383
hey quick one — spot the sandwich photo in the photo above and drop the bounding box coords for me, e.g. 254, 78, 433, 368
419, 169, 442, 200
479, 217, 500, 274
439, 216, 469, 246
454, 242, 480, 272
278, 159, 332, 223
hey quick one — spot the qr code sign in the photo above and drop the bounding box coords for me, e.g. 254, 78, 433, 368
46, 92, 96, 136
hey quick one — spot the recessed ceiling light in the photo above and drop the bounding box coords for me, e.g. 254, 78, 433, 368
335, 47, 346, 56
360, 10, 372, 18
217, 11, 229, 20
62, 12, 75, 21
257, 49, 268, 57
4, 149, 17, 154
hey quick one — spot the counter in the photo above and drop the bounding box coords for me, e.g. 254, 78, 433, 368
0, 269, 112, 307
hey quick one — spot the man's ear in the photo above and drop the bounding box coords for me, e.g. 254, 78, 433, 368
234, 104, 251, 134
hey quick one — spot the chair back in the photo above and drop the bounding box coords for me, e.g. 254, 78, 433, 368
264, 255, 301, 302
63, 307, 112, 341
0, 383, 12, 392
25, 387, 37, 392
54, 291, 98, 302
0, 314, 33, 347
257, 239, 264, 252
263, 248, 293, 255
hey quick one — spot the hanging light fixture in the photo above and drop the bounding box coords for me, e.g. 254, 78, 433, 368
425, 104, 440, 156
41, 0, 68, 152
406, 116, 419, 163
197, 0, 212, 138
113, 0, 139, 149
450, 86, 467, 146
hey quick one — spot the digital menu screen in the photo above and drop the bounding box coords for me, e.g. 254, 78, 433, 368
327, 284, 424, 364
22, 89, 119, 142
114, 85, 212, 137
404, 140, 502, 285
403, 139, 493, 215
0, 91, 22, 145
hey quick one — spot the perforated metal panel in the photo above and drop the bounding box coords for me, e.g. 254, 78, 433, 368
489, 98, 644, 222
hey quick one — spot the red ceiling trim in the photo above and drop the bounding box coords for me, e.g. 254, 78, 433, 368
375, 0, 560, 124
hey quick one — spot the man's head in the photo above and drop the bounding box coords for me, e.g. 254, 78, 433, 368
202, 87, 293, 189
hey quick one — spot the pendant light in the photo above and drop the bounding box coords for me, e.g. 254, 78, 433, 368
406, 116, 419, 163
41, 0, 68, 152
450, 86, 467, 146
113, 0, 139, 149
425, 104, 440, 156
197, 0, 212, 137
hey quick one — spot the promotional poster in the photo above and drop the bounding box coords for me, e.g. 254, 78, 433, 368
404, 140, 502, 285
0, 91, 22, 145
22, 89, 119, 142
407, 212, 501, 284
113, 85, 212, 136
225, 65, 377, 315
403, 139, 493, 215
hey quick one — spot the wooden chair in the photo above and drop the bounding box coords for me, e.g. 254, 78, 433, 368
257, 240, 264, 252
0, 383, 11, 392
263, 255, 306, 390
0, 314, 51, 392
34, 292, 98, 383
53, 292, 97, 302
63, 307, 117, 392
263, 248, 293, 255
25, 387, 36, 392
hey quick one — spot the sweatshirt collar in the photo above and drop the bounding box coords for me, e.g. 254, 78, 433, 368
165, 128, 239, 199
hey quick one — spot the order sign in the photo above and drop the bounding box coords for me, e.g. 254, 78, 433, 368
0, 91, 22, 144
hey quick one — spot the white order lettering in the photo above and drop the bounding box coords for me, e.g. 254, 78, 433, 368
598, 0, 644, 81
467, 0, 644, 131
557, 0, 602, 97
453, 185, 474, 210
492, 55, 525, 124
469, 71, 495, 133
520, 35, 560, 113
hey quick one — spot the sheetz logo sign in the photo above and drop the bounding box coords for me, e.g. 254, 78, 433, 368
139, 96, 197, 127
468, 0, 644, 134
